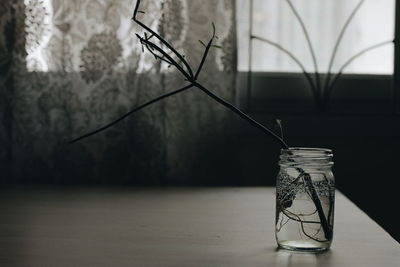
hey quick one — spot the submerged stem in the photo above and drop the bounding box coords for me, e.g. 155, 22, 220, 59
301, 172, 332, 240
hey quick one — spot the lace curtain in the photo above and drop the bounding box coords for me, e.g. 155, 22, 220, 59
0, 0, 237, 185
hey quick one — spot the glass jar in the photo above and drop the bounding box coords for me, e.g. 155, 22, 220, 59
275, 147, 335, 252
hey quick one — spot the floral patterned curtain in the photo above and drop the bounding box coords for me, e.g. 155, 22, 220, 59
0, 0, 237, 185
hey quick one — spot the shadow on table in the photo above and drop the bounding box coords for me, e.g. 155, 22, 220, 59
274, 248, 332, 267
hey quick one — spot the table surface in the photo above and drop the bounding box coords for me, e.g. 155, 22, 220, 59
0, 187, 398, 267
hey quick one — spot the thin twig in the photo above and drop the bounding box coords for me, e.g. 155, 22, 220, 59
283, 209, 322, 225
297, 209, 318, 217
69, 84, 194, 144
140, 39, 174, 65
276, 119, 284, 141
137, 34, 192, 81
193, 81, 289, 149
132, 0, 194, 79
276, 215, 290, 233
195, 23, 216, 80
282, 210, 328, 242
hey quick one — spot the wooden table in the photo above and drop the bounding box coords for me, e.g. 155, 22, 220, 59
0, 187, 398, 266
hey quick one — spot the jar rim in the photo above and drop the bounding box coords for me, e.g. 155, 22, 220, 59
282, 147, 332, 153
279, 147, 333, 168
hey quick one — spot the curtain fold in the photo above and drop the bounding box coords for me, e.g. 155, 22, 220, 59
0, 0, 237, 185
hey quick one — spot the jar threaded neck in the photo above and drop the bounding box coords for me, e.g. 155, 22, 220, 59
279, 147, 333, 168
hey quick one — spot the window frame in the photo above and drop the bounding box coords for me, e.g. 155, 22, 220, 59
237, 0, 399, 116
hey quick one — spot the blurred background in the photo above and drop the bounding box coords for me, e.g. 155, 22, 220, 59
0, 0, 399, 242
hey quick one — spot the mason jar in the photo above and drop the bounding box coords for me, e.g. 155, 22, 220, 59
275, 147, 335, 251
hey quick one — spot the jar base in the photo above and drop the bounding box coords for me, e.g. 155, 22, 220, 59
277, 240, 331, 252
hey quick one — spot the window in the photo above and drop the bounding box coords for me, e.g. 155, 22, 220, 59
236, 0, 397, 114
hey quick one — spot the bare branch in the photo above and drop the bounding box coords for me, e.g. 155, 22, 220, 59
193, 82, 289, 149
132, 0, 194, 79
69, 84, 194, 143
137, 34, 190, 80
195, 23, 217, 80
